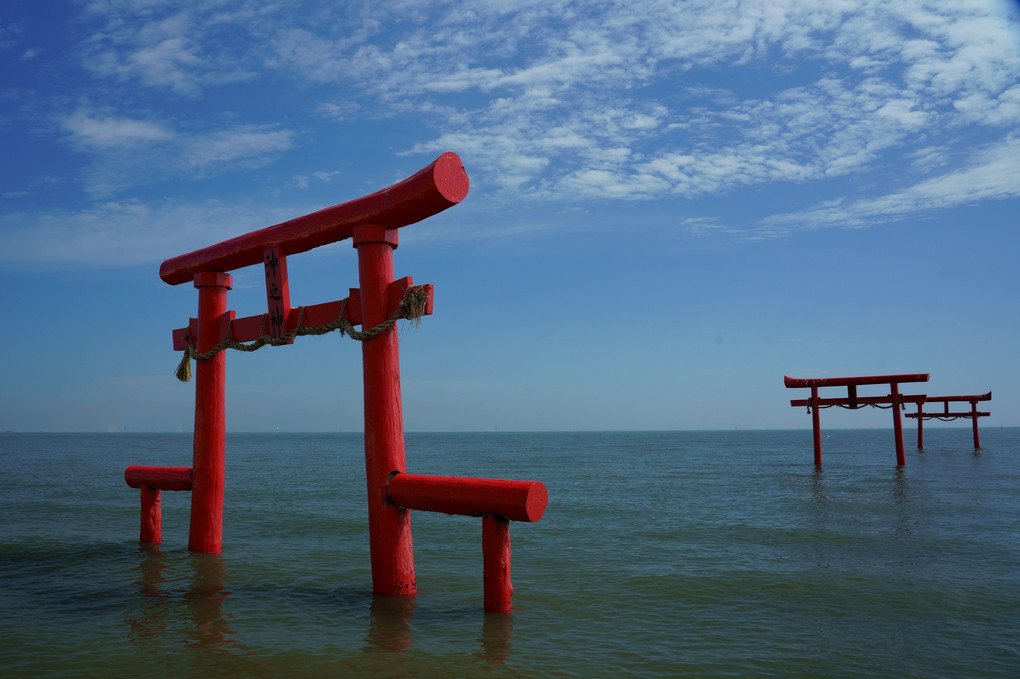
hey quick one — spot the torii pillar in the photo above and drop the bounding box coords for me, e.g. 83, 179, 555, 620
189, 272, 233, 553
355, 224, 415, 595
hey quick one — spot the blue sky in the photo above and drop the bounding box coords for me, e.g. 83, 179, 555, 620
1, 0, 1018, 432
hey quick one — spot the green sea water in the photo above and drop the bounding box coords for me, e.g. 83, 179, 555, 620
1, 429, 1018, 677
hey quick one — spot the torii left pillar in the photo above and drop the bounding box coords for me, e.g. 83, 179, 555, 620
189, 272, 233, 553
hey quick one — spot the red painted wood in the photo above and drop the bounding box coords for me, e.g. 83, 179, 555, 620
905, 411, 990, 418
915, 402, 925, 449
785, 374, 929, 388
125, 465, 193, 491
811, 386, 822, 465
971, 400, 981, 449
482, 514, 513, 612
160, 153, 469, 285
188, 272, 232, 554
387, 475, 549, 523
918, 392, 992, 404
354, 224, 416, 596
263, 244, 291, 340
891, 382, 906, 465
790, 394, 926, 407
786, 374, 930, 465
140, 486, 162, 543
904, 393, 991, 450
125, 466, 192, 543
171, 284, 432, 350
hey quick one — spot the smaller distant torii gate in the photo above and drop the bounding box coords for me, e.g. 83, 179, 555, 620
784, 373, 929, 466
905, 392, 992, 450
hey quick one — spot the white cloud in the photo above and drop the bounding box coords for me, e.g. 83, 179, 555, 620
21, 0, 1020, 248
184, 127, 294, 167
757, 134, 1020, 233
81, 3, 257, 94
63, 111, 173, 148
0, 199, 304, 268
59, 107, 295, 196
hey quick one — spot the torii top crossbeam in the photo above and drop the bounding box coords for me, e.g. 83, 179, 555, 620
784, 373, 929, 466
159, 153, 469, 285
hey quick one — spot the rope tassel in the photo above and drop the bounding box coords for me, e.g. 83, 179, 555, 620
175, 351, 193, 382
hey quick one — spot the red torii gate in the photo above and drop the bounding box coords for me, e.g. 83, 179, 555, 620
123, 153, 548, 612
905, 392, 992, 450
784, 373, 929, 466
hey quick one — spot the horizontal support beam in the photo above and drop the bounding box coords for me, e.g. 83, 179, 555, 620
785, 373, 929, 388
160, 153, 469, 285
387, 474, 548, 523
790, 394, 926, 408
172, 281, 432, 350
921, 392, 992, 403
906, 412, 990, 419
125, 465, 193, 491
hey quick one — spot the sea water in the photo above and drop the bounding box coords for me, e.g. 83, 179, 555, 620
1, 429, 1018, 678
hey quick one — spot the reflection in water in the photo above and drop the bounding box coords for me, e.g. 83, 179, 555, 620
361, 592, 515, 665
125, 546, 242, 657
186, 552, 238, 652
892, 468, 908, 506
127, 544, 171, 643
810, 468, 827, 513
478, 611, 514, 664
808, 469, 830, 570
126, 549, 516, 667
891, 469, 912, 537
364, 594, 416, 654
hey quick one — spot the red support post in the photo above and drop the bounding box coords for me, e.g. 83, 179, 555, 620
125, 466, 193, 543
139, 486, 162, 544
188, 272, 233, 554
971, 400, 981, 449
811, 385, 822, 466
354, 225, 415, 596
125, 465, 194, 491
386, 475, 548, 523
915, 401, 925, 449
482, 514, 513, 613
386, 475, 547, 612
891, 382, 906, 466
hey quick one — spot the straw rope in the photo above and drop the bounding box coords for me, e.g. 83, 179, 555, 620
807, 401, 905, 413
174, 286, 429, 382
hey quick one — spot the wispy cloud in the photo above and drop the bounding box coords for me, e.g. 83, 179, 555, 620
80, 4, 257, 95
0, 199, 302, 267
59, 107, 295, 196
757, 134, 1020, 234
8, 0, 1019, 267
71, 2, 1020, 206
264, 0, 1020, 219
184, 126, 294, 168
63, 111, 173, 148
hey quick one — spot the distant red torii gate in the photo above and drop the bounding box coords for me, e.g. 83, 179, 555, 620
905, 392, 992, 450
784, 373, 929, 466
123, 153, 548, 612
